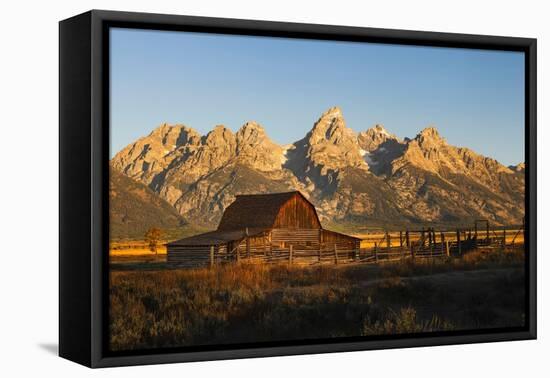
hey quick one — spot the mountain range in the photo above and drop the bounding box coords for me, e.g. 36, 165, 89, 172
111, 106, 525, 234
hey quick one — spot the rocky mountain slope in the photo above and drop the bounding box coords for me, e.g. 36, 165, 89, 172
111, 107, 525, 229
109, 167, 187, 239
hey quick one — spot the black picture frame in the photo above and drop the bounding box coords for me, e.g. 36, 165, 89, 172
59, 9, 537, 368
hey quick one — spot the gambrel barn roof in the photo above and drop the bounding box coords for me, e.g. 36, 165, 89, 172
217, 191, 321, 231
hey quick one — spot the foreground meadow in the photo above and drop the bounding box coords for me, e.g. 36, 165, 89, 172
109, 248, 525, 351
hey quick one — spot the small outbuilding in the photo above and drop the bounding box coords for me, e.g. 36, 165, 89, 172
167, 191, 360, 267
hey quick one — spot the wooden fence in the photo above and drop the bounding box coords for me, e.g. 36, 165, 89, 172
168, 221, 525, 269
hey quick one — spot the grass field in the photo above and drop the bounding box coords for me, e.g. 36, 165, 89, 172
110, 240, 167, 256
109, 247, 525, 351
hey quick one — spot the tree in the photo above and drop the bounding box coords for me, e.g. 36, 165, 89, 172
145, 227, 163, 256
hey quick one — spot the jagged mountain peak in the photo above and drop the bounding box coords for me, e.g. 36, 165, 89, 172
240, 120, 264, 131
371, 124, 392, 135
309, 106, 356, 146
358, 124, 399, 153
148, 122, 200, 143
234, 121, 285, 171
204, 125, 235, 146
371, 123, 393, 136
313, 106, 345, 128
286, 107, 367, 184
149, 122, 179, 135
210, 124, 232, 133
415, 126, 446, 147
392, 126, 516, 191
509, 162, 525, 173
419, 126, 440, 136
320, 106, 343, 119
111, 122, 203, 183
237, 121, 268, 143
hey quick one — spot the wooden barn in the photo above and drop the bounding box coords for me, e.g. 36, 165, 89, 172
167, 191, 360, 268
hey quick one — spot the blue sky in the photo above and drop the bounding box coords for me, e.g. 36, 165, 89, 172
110, 28, 525, 166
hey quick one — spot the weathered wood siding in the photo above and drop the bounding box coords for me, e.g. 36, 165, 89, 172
271, 228, 321, 248
167, 245, 212, 268
235, 233, 270, 258
168, 243, 235, 267
271, 228, 320, 264
321, 229, 359, 250
273, 194, 321, 229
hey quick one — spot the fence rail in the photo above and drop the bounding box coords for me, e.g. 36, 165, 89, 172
168, 221, 525, 269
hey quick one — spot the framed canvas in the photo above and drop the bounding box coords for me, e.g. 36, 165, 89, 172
59, 10, 537, 368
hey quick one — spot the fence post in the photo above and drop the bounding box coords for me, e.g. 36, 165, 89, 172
399, 231, 404, 260
429, 230, 434, 258
289, 244, 293, 265
386, 231, 391, 261
503, 228, 507, 249
427, 228, 431, 249
445, 241, 450, 257
374, 242, 378, 263
456, 229, 461, 256
406, 230, 411, 259
441, 232, 445, 256
473, 223, 478, 249
210, 246, 215, 268
334, 244, 338, 265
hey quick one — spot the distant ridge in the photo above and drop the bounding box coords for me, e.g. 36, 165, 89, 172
109, 167, 186, 239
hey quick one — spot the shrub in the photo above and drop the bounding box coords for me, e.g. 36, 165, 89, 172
362, 307, 454, 335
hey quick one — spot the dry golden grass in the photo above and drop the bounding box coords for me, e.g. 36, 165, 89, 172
110, 241, 167, 256
110, 247, 167, 256
109, 246, 525, 352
